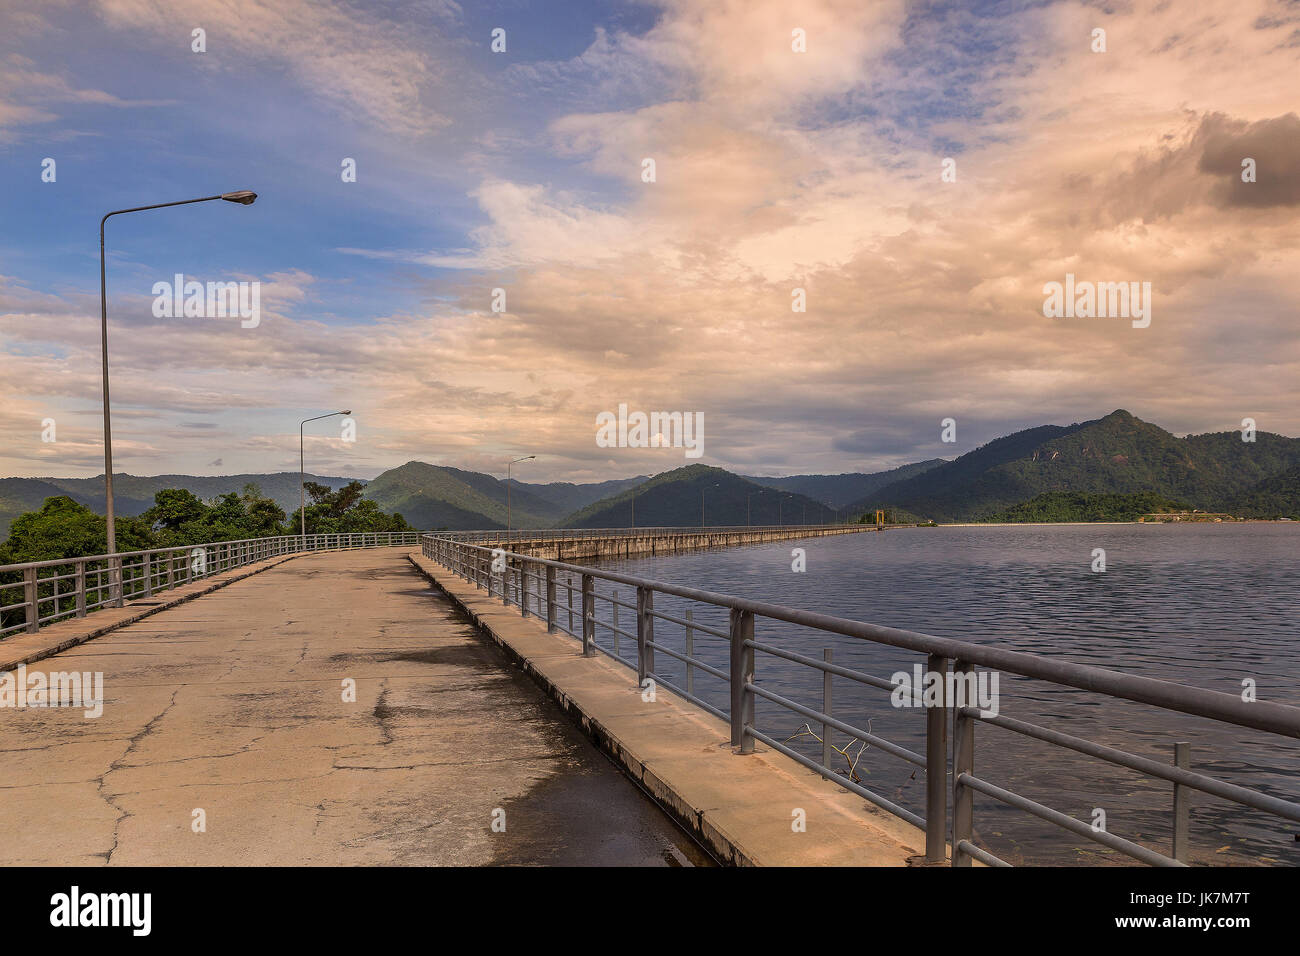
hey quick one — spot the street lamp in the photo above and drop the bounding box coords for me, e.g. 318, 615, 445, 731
702, 481, 719, 528
300, 410, 350, 537
99, 190, 257, 603
507, 455, 534, 539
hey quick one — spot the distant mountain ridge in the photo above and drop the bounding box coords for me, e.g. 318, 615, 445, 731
563, 464, 837, 528
852, 410, 1300, 521
359, 462, 652, 530
743, 460, 946, 509
8, 411, 1296, 539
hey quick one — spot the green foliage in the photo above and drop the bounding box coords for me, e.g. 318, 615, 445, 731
0, 496, 154, 565
2, 480, 409, 566
140, 483, 288, 547
289, 480, 411, 533
1224, 464, 1300, 518
982, 491, 1192, 523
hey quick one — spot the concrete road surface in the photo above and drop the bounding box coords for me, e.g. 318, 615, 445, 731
0, 550, 711, 866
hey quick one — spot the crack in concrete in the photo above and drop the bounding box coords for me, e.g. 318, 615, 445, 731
371, 680, 395, 746
93, 688, 180, 864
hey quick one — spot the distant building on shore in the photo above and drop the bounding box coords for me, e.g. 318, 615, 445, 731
1138, 511, 1239, 523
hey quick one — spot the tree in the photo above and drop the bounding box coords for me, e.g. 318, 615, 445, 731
144, 488, 206, 531
0, 496, 154, 564
291, 481, 409, 533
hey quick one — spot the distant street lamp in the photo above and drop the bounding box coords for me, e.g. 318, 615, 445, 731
702, 482, 719, 528
507, 455, 534, 539
99, 190, 258, 603
300, 410, 350, 536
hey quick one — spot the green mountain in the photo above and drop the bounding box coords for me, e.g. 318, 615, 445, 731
1225, 464, 1300, 519
562, 464, 837, 528
360, 461, 562, 530
853, 410, 1300, 521
0, 478, 74, 540
983, 491, 1192, 523
513, 476, 648, 514
744, 460, 946, 509
1, 472, 357, 539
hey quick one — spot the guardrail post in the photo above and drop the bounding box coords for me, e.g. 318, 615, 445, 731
951, 659, 975, 867
822, 648, 833, 770
75, 562, 86, 618
925, 652, 949, 863
23, 567, 38, 632
567, 580, 573, 632
520, 559, 530, 618
612, 591, 620, 657
1173, 741, 1190, 862
582, 574, 595, 657
501, 556, 510, 606
142, 552, 152, 597
636, 586, 654, 679
546, 565, 557, 633
729, 608, 755, 753
685, 609, 694, 696
110, 555, 123, 608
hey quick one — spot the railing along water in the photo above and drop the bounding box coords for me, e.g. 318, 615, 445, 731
449, 523, 876, 547
422, 530, 1300, 867
0, 532, 424, 640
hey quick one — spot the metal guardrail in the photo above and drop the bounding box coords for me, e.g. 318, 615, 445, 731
450, 524, 876, 547
0, 532, 424, 640
422, 532, 1300, 867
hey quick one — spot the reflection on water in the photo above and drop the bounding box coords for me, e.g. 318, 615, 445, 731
582, 523, 1300, 866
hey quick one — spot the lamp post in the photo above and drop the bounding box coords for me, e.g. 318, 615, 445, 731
99, 190, 257, 604
507, 455, 534, 541
747, 492, 752, 528
702, 482, 719, 528
300, 410, 350, 537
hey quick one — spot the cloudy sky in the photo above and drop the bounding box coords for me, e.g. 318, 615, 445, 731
1, 0, 1298, 483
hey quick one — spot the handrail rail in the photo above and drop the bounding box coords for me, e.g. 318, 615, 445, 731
423, 534, 1299, 738
0, 532, 421, 574
436, 524, 878, 544
420, 531, 1300, 867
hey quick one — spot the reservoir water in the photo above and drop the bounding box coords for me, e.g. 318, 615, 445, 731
580, 523, 1300, 865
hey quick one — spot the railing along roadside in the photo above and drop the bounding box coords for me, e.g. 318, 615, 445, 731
0, 532, 425, 641
421, 532, 1300, 868
437, 524, 888, 547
